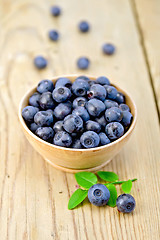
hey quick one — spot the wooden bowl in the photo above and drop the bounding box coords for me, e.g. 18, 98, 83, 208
18, 75, 137, 173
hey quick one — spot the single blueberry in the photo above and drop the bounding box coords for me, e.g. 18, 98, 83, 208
85, 120, 101, 133
88, 184, 110, 206
104, 85, 118, 100
105, 122, 124, 140
72, 139, 82, 149
55, 77, 72, 89
119, 104, 130, 112
48, 30, 59, 41
80, 131, 100, 148
63, 114, 83, 133
34, 56, 48, 69
53, 131, 72, 147
102, 43, 116, 55
121, 111, 133, 127
52, 87, 71, 103
104, 99, 118, 109
95, 115, 107, 128
37, 79, 54, 93
115, 92, 125, 104
116, 194, 136, 213
78, 21, 90, 33
29, 122, 39, 133
73, 97, 87, 108
96, 76, 110, 85
86, 98, 105, 117
88, 80, 96, 86
72, 106, 90, 121
105, 107, 123, 122
72, 79, 89, 97
36, 127, 54, 142
34, 111, 54, 127
77, 57, 90, 70
53, 102, 72, 120
99, 132, 110, 145
87, 84, 106, 101
29, 92, 41, 107
50, 6, 61, 17
53, 121, 64, 133
39, 92, 55, 110
22, 106, 39, 123
75, 75, 90, 82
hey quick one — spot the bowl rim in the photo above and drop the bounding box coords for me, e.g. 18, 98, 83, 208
18, 74, 137, 152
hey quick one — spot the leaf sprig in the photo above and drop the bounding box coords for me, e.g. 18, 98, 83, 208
68, 171, 137, 210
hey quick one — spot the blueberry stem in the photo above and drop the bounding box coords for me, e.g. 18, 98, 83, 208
105, 178, 137, 185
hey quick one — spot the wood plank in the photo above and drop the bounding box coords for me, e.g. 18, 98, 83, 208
0, 0, 159, 239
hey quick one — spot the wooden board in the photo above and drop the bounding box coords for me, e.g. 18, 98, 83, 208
0, 0, 160, 239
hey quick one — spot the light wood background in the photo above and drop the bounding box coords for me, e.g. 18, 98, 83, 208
0, 0, 160, 239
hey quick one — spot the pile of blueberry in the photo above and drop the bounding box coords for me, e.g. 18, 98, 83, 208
22, 76, 133, 149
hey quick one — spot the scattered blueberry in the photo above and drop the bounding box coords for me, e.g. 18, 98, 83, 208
34, 111, 54, 127
50, 6, 61, 17
80, 131, 100, 148
72, 139, 82, 149
72, 106, 90, 121
121, 111, 133, 127
48, 30, 59, 41
37, 80, 54, 93
87, 84, 106, 101
104, 99, 118, 109
72, 79, 89, 97
78, 21, 90, 33
39, 92, 55, 110
29, 92, 40, 107
104, 85, 118, 100
53, 120, 64, 132
116, 194, 136, 213
30, 122, 39, 133
73, 97, 87, 108
77, 57, 90, 70
105, 122, 124, 140
63, 114, 83, 133
34, 56, 48, 69
55, 77, 72, 89
105, 107, 123, 122
102, 43, 115, 55
95, 115, 107, 128
86, 98, 105, 117
85, 120, 101, 133
88, 184, 110, 206
53, 102, 72, 120
22, 106, 39, 123
35, 127, 54, 142
53, 131, 72, 147
115, 92, 125, 104
96, 76, 110, 85
99, 132, 110, 145
52, 87, 71, 103
119, 104, 130, 112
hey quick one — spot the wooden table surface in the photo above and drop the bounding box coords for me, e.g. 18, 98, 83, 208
0, 0, 160, 239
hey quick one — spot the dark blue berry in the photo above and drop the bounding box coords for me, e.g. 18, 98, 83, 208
29, 92, 40, 107
53, 121, 64, 133
72, 139, 82, 149
116, 194, 136, 213
105, 122, 124, 140
104, 85, 118, 100
102, 43, 115, 55
99, 132, 110, 145
34, 111, 54, 127
34, 56, 48, 69
80, 131, 100, 148
77, 57, 90, 70
50, 6, 61, 17
88, 184, 110, 206
48, 30, 59, 41
37, 80, 54, 93
55, 77, 72, 89
30, 123, 39, 133
22, 106, 39, 123
96, 76, 110, 85
86, 98, 105, 117
39, 92, 55, 110
76, 75, 90, 82
53, 102, 72, 120
73, 97, 87, 108
95, 115, 107, 128
105, 107, 123, 122
63, 114, 83, 133
119, 104, 130, 112
36, 127, 54, 142
53, 131, 72, 147
104, 99, 118, 109
72, 79, 89, 97
121, 111, 133, 127
78, 21, 90, 33
85, 120, 101, 133
52, 87, 71, 103
87, 84, 106, 101
72, 106, 90, 121
115, 92, 125, 104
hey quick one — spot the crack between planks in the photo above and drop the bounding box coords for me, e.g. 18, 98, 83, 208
129, 0, 160, 123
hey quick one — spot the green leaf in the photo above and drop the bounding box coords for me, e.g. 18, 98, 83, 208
121, 180, 132, 193
75, 172, 97, 189
68, 189, 88, 210
106, 184, 117, 207
97, 171, 119, 182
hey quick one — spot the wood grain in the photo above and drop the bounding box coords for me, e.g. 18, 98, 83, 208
0, 0, 159, 239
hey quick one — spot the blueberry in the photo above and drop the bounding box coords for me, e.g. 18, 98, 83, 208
115, 92, 125, 104
77, 57, 90, 70
72, 139, 82, 149
86, 98, 105, 117
85, 120, 101, 133
105, 107, 123, 122
87, 84, 106, 101
116, 194, 136, 213
63, 114, 83, 133
34, 111, 54, 127
52, 87, 71, 103
96, 76, 110, 85
48, 30, 59, 41
37, 79, 54, 93
80, 131, 100, 148
99, 132, 110, 145
105, 122, 124, 140
50, 6, 61, 17
72, 79, 89, 97
36, 127, 54, 142
53, 131, 72, 147
119, 104, 130, 112
46, 109, 54, 116
53, 102, 72, 120
88, 184, 110, 206
55, 77, 72, 89
73, 97, 87, 108
76, 75, 90, 82
53, 121, 64, 132
72, 106, 90, 121
30, 123, 39, 133
121, 111, 133, 127
95, 115, 107, 128
34, 56, 48, 69
39, 92, 55, 110
29, 92, 41, 107
104, 85, 118, 100
22, 106, 39, 123
102, 43, 115, 55
78, 21, 90, 33
104, 99, 118, 109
